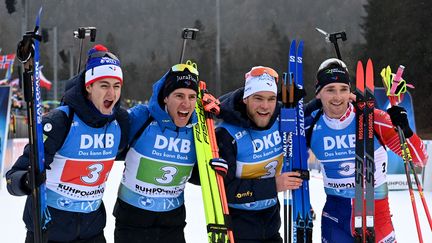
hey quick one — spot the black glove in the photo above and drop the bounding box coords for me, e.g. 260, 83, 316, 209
293, 84, 307, 105
209, 158, 228, 177
387, 106, 413, 138
21, 166, 47, 194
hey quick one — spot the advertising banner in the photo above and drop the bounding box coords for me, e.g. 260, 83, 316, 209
0, 86, 12, 179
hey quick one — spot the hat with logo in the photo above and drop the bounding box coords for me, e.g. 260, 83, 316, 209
162, 63, 199, 98
85, 44, 123, 87
315, 58, 350, 94
243, 66, 278, 99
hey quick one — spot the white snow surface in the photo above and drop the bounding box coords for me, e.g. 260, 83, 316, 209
1, 163, 431, 243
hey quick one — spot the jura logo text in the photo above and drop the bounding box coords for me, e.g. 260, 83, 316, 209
324, 134, 355, 150
80, 134, 114, 149
253, 131, 281, 153
154, 135, 191, 153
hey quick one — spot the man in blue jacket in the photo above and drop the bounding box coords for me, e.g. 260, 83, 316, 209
6, 44, 129, 243
216, 66, 303, 242
113, 61, 226, 243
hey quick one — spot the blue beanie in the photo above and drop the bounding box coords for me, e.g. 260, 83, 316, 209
85, 44, 123, 86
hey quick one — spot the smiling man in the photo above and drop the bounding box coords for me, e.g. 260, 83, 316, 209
307, 58, 428, 243
216, 66, 303, 243
6, 44, 129, 243
113, 62, 226, 243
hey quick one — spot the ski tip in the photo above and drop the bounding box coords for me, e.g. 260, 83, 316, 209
356, 61, 365, 91
366, 59, 374, 91
36, 7, 43, 26
297, 40, 304, 54
366, 58, 373, 72
356, 60, 364, 71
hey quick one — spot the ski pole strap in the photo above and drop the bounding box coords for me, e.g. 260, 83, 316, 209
292, 169, 310, 180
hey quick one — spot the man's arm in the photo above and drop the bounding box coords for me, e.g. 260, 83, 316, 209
6, 109, 69, 196
374, 108, 428, 166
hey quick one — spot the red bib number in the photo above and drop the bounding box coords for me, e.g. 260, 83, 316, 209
61, 159, 114, 186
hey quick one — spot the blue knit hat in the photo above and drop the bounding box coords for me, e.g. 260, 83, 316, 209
85, 44, 123, 86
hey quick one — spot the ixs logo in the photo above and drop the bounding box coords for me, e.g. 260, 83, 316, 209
253, 131, 281, 153
154, 135, 191, 153
80, 133, 115, 149
323, 134, 355, 150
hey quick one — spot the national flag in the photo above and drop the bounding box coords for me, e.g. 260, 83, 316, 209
0, 54, 16, 69
40, 70, 52, 90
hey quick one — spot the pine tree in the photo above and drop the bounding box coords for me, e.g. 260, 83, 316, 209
361, 0, 432, 135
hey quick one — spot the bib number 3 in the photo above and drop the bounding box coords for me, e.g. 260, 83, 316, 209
81, 164, 104, 184
155, 166, 178, 184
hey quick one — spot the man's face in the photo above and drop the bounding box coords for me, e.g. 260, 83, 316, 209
316, 83, 351, 119
243, 91, 277, 128
164, 88, 197, 127
86, 78, 122, 115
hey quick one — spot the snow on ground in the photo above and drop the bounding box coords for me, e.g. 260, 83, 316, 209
1, 163, 431, 242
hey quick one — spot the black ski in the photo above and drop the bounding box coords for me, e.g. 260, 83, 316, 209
354, 59, 375, 243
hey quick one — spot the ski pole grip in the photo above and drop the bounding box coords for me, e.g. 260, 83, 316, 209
281, 74, 287, 104
17, 34, 35, 64
390, 65, 405, 95
393, 65, 405, 82
288, 81, 294, 104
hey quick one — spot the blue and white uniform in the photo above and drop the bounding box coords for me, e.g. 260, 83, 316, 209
45, 106, 121, 213
218, 120, 283, 211
307, 103, 428, 243
216, 87, 284, 242
309, 104, 388, 200
6, 73, 129, 242
117, 118, 196, 212
116, 72, 198, 212
113, 70, 200, 243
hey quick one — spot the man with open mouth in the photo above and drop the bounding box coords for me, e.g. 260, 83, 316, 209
113, 61, 226, 243
6, 44, 129, 243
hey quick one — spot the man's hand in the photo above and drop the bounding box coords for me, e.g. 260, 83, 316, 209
276, 171, 303, 192
387, 105, 413, 138
21, 166, 46, 195
202, 92, 220, 115
209, 158, 228, 177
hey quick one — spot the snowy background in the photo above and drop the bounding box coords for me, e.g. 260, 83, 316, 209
1, 162, 431, 243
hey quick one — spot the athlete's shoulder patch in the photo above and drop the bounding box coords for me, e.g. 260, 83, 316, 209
44, 122, 53, 132
234, 130, 247, 140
